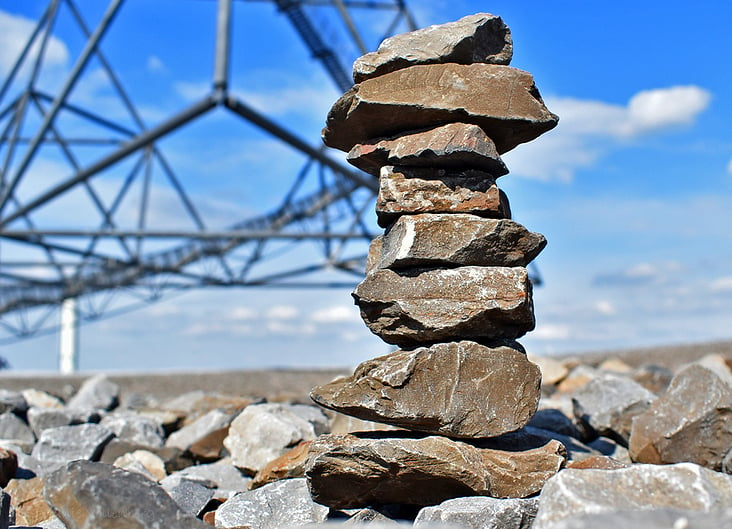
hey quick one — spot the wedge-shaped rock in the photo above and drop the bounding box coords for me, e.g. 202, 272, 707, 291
353, 13, 512, 82
531, 463, 732, 529
377, 166, 509, 228
353, 266, 534, 346
379, 214, 545, 269
348, 123, 508, 176
323, 64, 558, 153
305, 433, 566, 508
311, 341, 540, 438
629, 364, 732, 470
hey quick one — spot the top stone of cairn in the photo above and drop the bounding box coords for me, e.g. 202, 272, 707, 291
353, 13, 513, 83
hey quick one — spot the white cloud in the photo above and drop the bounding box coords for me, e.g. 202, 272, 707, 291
265, 305, 299, 320
506, 85, 712, 182
727, 158, 732, 175
230, 306, 257, 320
147, 55, 166, 73
311, 305, 360, 323
174, 80, 209, 102
594, 300, 616, 316
710, 277, 732, 293
531, 323, 571, 340
0, 10, 69, 76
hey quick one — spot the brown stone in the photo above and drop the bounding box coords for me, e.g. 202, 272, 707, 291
249, 441, 311, 490
305, 432, 566, 508
323, 64, 558, 154
353, 13, 513, 82
0, 446, 17, 488
311, 341, 540, 438
5, 477, 53, 526
353, 266, 534, 346
376, 166, 509, 228
378, 214, 546, 269
347, 123, 508, 177
566, 455, 629, 471
629, 364, 732, 470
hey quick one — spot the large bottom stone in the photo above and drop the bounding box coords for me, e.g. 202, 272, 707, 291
310, 341, 540, 438
305, 432, 566, 508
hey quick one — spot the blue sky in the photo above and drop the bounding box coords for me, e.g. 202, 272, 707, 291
1, 0, 731, 371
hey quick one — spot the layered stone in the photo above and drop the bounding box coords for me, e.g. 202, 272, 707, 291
311, 341, 540, 438
305, 433, 566, 508
353, 13, 513, 82
377, 214, 546, 269
353, 266, 534, 346
376, 166, 509, 228
323, 64, 558, 154
347, 122, 508, 176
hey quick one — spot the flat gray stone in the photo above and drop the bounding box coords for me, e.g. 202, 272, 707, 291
376, 166, 508, 228
531, 463, 732, 529
415, 496, 539, 529
214, 478, 328, 529
100, 410, 165, 448
311, 341, 540, 438
26, 407, 99, 438
44, 460, 208, 529
160, 474, 216, 517
0, 412, 35, 445
31, 423, 114, 474
353, 266, 534, 346
175, 459, 252, 495
539, 508, 732, 529
65, 374, 119, 411
166, 408, 237, 461
353, 13, 512, 82
378, 214, 545, 269
0, 390, 27, 416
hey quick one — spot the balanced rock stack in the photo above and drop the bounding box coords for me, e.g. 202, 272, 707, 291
308, 14, 562, 508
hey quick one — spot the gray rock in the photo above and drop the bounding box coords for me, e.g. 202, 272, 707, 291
166, 409, 237, 461
540, 508, 732, 529
323, 64, 558, 154
481, 426, 597, 462
21, 389, 63, 409
26, 407, 99, 438
631, 364, 673, 395
353, 13, 512, 82
531, 463, 732, 529
214, 478, 329, 529
0, 390, 28, 417
160, 474, 216, 517
223, 403, 326, 474
376, 166, 508, 228
353, 266, 534, 346
528, 408, 582, 440
31, 423, 114, 474
347, 122, 508, 177
378, 214, 545, 269
415, 496, 539, 529
571, 373, 656, 444
343, 508, 401, 526
43, 460, 208, 529
175, 458, 252, 495
629, 364, 732, 469
36, 515, 67, 529
65, 374, 119, 411
0, 412, 35, 445
311, 341, 540, 438
100, 410, 165, 448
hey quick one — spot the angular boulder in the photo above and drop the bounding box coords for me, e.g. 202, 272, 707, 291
311, 341, 540, 438
5, 476, 52, 526
629, 364, 732, 469
31, 423, 114, 474
414, 496, 539, 529
323, 64, 558, 154
166, 408, 237, 461
65, 374, 119, 411
535, 508, 732, 529
376, 166, 508, 228
531, 463, 732, 529
353, 266, 534, 346
353, 13, 513, 82
378, 214, 546, 269
305, 433, 566, 508
100, 410, 166, 448
347, 122, 508, 176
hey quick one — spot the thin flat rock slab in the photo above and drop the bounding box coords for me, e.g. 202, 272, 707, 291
353, 266, 534, 346
353, 13, 512, 82
378, 214, 546, 269
323, 64, 558, 154
414, 496, 539, 529
310, 341, 540, 438
376, 166, 509, 228
305, 433, 566, 508
347, 122, 508, 177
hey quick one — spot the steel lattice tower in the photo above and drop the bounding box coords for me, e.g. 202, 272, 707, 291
0, 0, 418, 356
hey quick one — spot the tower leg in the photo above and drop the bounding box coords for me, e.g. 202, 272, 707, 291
59, 297, 79, 374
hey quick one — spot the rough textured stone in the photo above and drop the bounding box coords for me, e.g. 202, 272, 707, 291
353, 266, 534, 346
223, 403, 327, 475
377, 214, 545, 269
0, 389, 28, 415
565, 455, 629, 470
161, 391, 259, 426
65, 374, 119, 411
214, 478, 328, 529
100, 411, 165, 448
27, 407, 99, 438
113, 449, 167, 481
527, 355, 569, 388
323, 64, 558, 154
344, 508, 401, 526
531, 463, 732, 529
43, 460, 208, 529
250, 440, 311, 489
629, 364, 732, 469
166, 409, 236, 461
415, 496, 539, 529
481, 426, 597, 463
353, 13, 512, 82
537, 508, 732, 529
0, 411, 35, 445
5, 476, 52, 526
21, 390, 63, 410
571, 373, 656, 444
311, 341, 540, 438
527, 408, 582, 440
631, 364, 673, 395
305, 433, 566, 508
347, 122, 508, 177
376, 166, 508, 228
160, 474, 216, 517
175, 458, 252, 495
0, 447, 17, 487
31, 423, 114, 474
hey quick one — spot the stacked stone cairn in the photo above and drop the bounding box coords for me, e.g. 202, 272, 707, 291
307, 13, 565, 508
